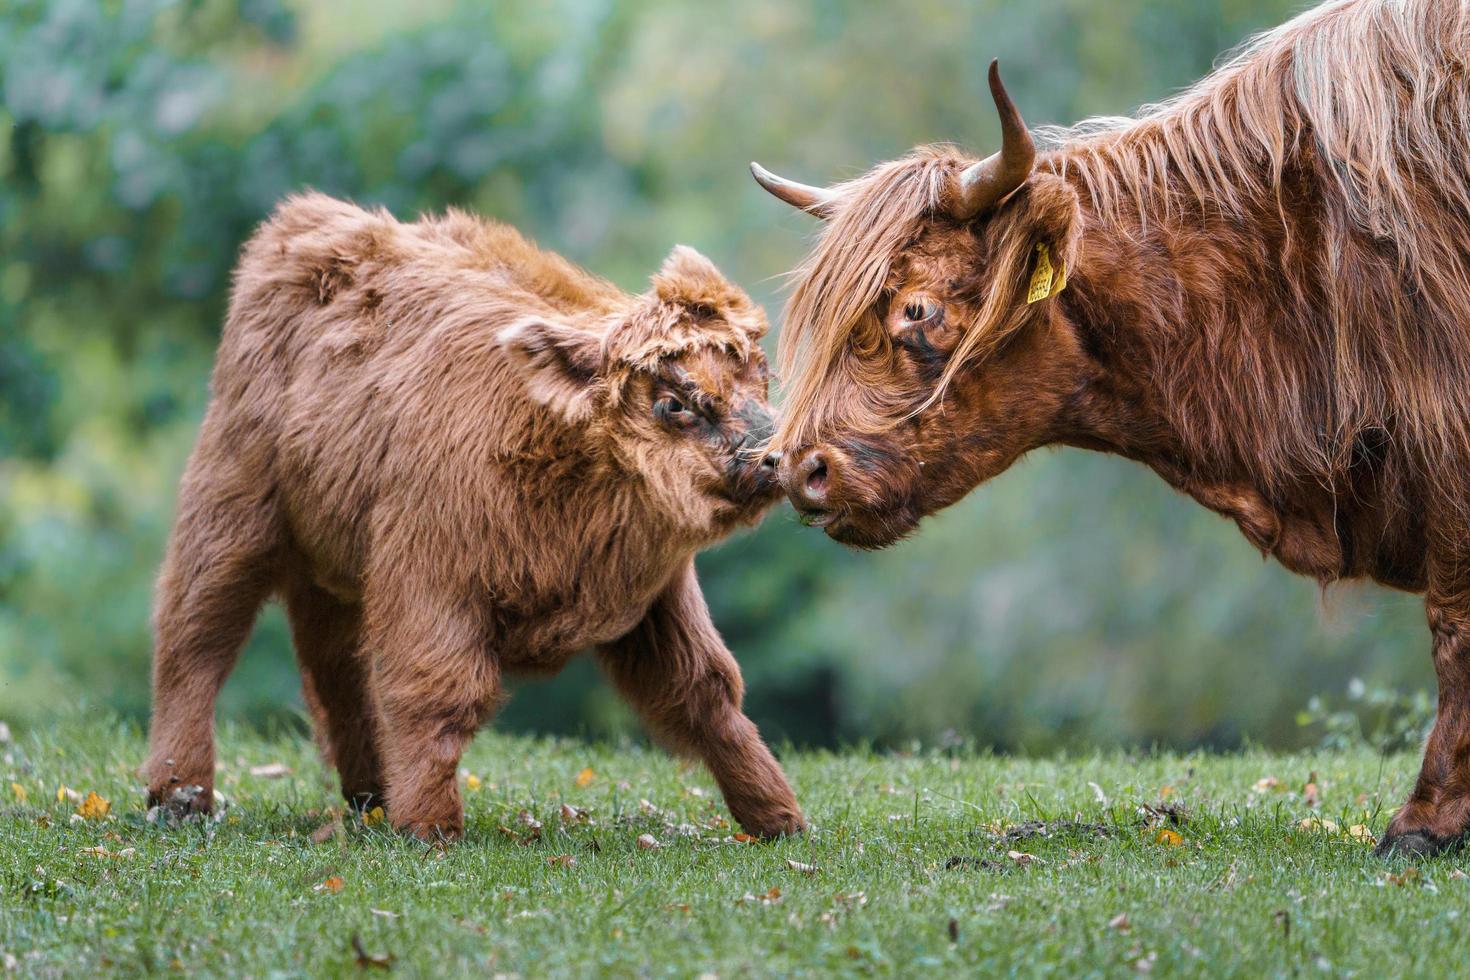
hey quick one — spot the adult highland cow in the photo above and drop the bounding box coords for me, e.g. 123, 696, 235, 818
144, 193, 804, 841
753, 0, 1470, 855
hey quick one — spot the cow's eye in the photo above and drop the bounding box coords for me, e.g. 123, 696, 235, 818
901, 298, 942, 325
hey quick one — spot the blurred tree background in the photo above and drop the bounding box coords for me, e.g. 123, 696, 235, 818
0, 0, 1432, 750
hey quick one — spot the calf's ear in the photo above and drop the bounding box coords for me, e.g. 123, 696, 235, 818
497, 316, 606, 422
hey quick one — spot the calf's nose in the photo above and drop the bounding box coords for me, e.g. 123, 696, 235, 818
781, 446, 832, 510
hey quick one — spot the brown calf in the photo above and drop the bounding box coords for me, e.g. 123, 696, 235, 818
144, 193, 803, 841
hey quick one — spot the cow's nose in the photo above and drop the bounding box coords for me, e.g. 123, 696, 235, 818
782, 446, 832, 511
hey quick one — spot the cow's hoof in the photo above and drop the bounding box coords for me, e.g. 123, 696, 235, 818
1374, 829, 1465, 859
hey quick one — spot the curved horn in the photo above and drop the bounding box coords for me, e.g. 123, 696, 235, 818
750, 161, 841, 219
950, 60, 1036, 220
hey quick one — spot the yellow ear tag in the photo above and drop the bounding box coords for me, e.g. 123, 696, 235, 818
1027, 243, 1066, 304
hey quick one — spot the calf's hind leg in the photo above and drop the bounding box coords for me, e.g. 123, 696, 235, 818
144, 467, 280, 815
285, 578, 385, 812
598, 561, 804, 839
1378, 587, 1470, 857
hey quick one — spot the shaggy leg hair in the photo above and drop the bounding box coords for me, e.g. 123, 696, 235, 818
286, 578, 385, 813
598, 561, 804, 838
362, 573, 502, 842
144, 427, 282, 813
1378, 576, 1470, 857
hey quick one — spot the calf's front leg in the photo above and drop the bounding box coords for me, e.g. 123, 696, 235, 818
1378, 589, 1470, 856
365, 580, 499, 842
598, 560, 804, 839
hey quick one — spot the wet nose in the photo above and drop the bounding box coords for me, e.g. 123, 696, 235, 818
781, 447, 832, 511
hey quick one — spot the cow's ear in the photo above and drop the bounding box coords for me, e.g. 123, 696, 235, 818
497, 316, 606, 422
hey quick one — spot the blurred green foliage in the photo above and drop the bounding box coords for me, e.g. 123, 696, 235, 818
0, 0, 1432, 749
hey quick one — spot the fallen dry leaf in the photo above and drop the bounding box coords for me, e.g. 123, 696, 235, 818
56, 786, 82, 804
1149, 828, 1184, 847
1109, 912, 1131, 932
547, 853, 576, 868
1006, 850, 1043, 866
736, 886, 783, 906
560, 803, 586, 825
732, 833, 756, 844
315, 875, 345, 894
1253, 776, 1281, 794
786, 859, 821, 875
575, 767, 596, 788
465, 774, 482, 792
78, 845, 135, 859
1297, 817, 1338, 833
517, 809, 543, 834
362, 806, 386, 828
249, 763, 290, 779
10, 782, 26, 803
636, 833, 661, 850
1347, 824, 1375, 844
1384, 867, 1421, 887
76, 792, 110, 821
312, 813, 345, 844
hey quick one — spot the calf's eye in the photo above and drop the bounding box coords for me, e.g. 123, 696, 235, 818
655, 396, 691, 423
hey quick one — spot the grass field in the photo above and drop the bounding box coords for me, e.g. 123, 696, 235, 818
2, 717, 1467, 977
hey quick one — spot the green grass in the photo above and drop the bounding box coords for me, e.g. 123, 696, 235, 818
2, 717, 1467, 977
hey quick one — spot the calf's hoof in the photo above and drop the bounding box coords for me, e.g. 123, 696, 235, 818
393, 817, 464, 844
735, 807, 807, 840
1374, 829, 1465, 859
344, 789, 387, 814
145, 782, 212, 820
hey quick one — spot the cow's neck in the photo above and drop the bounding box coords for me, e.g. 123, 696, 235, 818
1050, 193, 1391, 585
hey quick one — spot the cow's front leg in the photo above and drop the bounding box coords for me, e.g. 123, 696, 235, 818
1378, 593, 1470, 857
598, 560, 804, 839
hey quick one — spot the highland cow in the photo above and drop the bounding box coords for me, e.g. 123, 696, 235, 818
144, 193, 803, 841
754, 0, 1470, 855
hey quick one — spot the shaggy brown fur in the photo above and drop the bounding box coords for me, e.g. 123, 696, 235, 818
758, 0, 1470, 855
143, 192, 803, 841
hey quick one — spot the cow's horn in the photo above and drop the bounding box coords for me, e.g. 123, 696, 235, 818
750, 161, 841, 219
950, 60, 1036, 220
